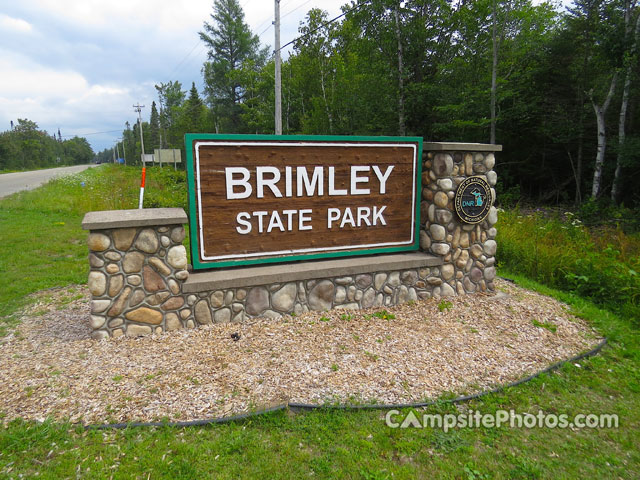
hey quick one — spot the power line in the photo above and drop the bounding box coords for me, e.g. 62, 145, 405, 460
60, 129, 122, 138
276, 0, 368, 54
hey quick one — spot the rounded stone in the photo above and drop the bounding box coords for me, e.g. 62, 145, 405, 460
106, 264, 119, 274
108, 274, 124, 297
87, 233, 110, 252
435, 209, 453, 225
272, 283, 297, 312
91, 299, 111, 313
431, 243, 450, 256
355, 274, 372, 288
89, 253, 104, 268
113, 228, 137, 250
123, 252, 145, 273
161, 296, 184, 311
213, 308, 231, 323
484, 267, 496, 281
487, 207, 498, 226
149, 257, 171, 276
429, 224, 446, 242
167, 246, 187, 269
88, 271, 107, 296
194, 300, 212, 324
187, 295, 197, 305
246, 287, 270, 316
470, 244, 483, 259
130, 288, 145, 307
160, 236, 171, 247
440, 282, 455, 297
126, 324, 153, 337
125, 307, 163, 325
171, 226, 186, 243
361, 287, 376, 308
470, 267, 484, 283
186, 319, 195, 329
104, 251, 122, 262
428, 203, 435, 223
107, 287, 132, 316
261, 309, 281, 319
388, 272, 401, 287
434, 191, 449, 208
436, 178, 453, 191
401, 270, 418, 285
420, 230, 431, 250
433, 153, 454, 177
109, 318, 123, 328
374, 273, 387, 291
397, 285, 410, 303
135, 229, 159, 254
441, 264, 455, 281
168, 279, 180, 294
308, 280, 335, 311
112, 329, 124, 338
175, 270, 189, 281
143, 265, 167, 292
484, 153, 496, 170
335, 286, 347, 303
166, 313, 181, 331
236, 289, 247, 301
210, 291, 224, 308
486, 170, 497, 186
180, 309, 191, 319
224, 291, 233, 305
483, 240, 497, 256
89, 315, 105, 329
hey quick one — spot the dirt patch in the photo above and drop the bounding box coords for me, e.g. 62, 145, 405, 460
0, 279, 601, 425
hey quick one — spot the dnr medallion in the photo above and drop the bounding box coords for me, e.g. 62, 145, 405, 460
454, 176, 493, 224
186, 134, 422, 269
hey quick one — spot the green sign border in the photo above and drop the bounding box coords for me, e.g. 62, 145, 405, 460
185, 133, 423, 270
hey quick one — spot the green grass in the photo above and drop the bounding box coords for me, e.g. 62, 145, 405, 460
0, 276, 638, 478
0, 164, 188, 334
0, 170, 639, 477
496, 208, 640, 322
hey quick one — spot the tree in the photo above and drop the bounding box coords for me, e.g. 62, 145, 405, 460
149, 101, 161, 151
199, 0, 267, 132
155, 81, 186, 148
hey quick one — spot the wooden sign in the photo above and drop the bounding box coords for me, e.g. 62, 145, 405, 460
186, 134, 422, 269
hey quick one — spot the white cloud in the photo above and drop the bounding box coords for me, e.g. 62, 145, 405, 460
0, 14, 33, 33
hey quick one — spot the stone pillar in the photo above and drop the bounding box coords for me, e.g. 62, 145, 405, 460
420, 143, 500, 295
81, 208, 192, 339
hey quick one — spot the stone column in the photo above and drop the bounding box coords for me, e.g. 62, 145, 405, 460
420, 143, 501, 295
81, 208, 191, 339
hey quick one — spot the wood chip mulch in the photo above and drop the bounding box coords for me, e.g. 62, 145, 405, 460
0, 279, 601, 425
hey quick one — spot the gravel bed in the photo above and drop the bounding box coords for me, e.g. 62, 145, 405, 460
0, 279, 601, 425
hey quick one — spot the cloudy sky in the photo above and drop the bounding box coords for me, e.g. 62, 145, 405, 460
1, 0, 565, 154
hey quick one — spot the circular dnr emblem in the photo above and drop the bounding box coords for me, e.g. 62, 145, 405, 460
454, 176, 493, 224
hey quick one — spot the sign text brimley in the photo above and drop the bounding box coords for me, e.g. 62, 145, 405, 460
186, 136, 422, 269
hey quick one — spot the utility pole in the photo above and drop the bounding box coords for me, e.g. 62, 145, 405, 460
274, 0, 282, 135
121, 138, 127, 166
133, 104, 146, 166
115, 141, 121, 162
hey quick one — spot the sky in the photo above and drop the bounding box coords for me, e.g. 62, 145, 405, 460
0, 0, 568, 154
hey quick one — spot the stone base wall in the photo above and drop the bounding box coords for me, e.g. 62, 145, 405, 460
187, 268, 443, 326
420, 145, 499, 295
85, 223, 190, 339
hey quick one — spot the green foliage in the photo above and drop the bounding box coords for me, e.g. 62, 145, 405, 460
438, 300, 453, 312
372, 310, 395, 320
0, 119, 94, 170
497, 208, 640, 322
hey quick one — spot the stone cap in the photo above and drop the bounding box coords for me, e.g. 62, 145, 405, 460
81, 208, 188, 230
183, 252, 443, 292
424, 142, 502, 152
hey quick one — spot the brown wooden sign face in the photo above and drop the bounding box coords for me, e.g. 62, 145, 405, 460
186, 135, 422, 269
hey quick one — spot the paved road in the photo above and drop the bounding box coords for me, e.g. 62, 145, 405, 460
0, 164, 99, 199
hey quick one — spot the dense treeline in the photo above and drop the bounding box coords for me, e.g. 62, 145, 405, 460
0, 119, 94, 171
116, 0, 640, 209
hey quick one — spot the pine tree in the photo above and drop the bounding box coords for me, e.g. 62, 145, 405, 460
199, 0, 267, 132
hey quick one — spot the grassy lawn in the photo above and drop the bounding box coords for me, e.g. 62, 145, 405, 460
0, 166, 638, 478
